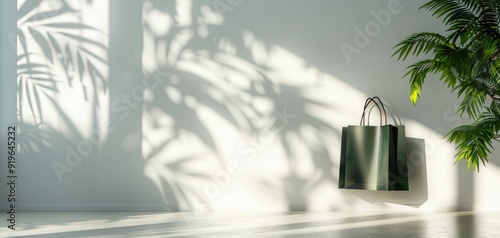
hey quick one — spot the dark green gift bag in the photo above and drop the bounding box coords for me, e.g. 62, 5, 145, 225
339, 97, 408, 191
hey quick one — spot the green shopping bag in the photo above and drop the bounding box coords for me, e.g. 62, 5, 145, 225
339, 97, 408, 191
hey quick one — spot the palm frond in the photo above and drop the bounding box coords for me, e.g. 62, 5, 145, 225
403, 59, 442, 104
392, 32, 452, 61
457, 89, 486, 117
447, 109, 500, 171
434, 46, 471, 69
421, 0, 480, 25
477, 0, 500, 37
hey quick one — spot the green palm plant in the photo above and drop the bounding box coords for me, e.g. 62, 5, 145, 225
393, 0, 500, 171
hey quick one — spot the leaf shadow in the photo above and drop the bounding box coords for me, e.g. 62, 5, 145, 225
17, 0, 108, 126
141, 0, 343, 211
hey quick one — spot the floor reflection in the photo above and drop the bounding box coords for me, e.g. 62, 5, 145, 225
1, 211, 499, 238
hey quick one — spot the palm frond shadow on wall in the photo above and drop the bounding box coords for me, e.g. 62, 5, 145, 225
17, 0, 107, 135
16, 0, 115, 210
141, 0, 341, 211
18, 0, 342, 211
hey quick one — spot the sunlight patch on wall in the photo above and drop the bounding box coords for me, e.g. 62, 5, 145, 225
474, 151, 500, 211
17, 0, 109, 149
405, 119, 457, 210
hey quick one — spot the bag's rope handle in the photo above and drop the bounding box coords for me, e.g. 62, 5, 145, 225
360, 98, 382, 125
371, 96, 388, 125
360, 96, 388, 126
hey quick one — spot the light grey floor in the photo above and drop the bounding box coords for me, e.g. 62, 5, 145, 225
0, 211, 498, 237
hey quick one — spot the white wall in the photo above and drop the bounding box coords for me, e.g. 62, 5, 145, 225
2, 0, 500, 213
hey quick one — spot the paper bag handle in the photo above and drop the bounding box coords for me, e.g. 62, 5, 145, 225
360, 96, 388, 126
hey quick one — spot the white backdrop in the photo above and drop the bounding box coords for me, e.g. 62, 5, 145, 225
1, 0, 500, 213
